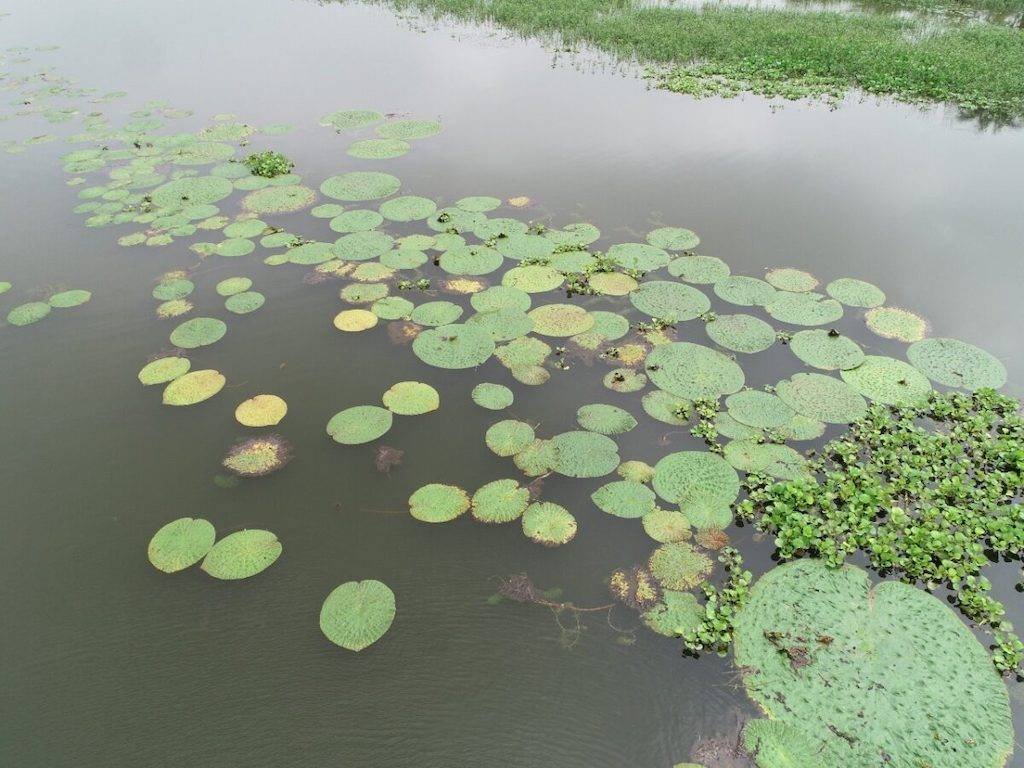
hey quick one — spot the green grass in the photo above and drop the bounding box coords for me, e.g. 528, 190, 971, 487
380, 0, 1024, 116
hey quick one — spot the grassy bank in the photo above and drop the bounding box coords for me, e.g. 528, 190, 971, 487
381, 0, 1024, 116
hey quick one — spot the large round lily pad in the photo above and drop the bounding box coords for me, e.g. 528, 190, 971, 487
734, 559, 1013, 768
576, 403, 637, 435
907, 338, 1007, 391
776, 372, 867, 424
766, 292, 843, 326
725, 390, 794, 428
668, 254, 730, 284
826, 277, 885, 308
646, 226, 699, 251
139, 356, 190, 385
550, 431, 620, 478
645, 342, 744, 400
471, 479, 529, 524
705, 314, 776, 354
412, 324, 495, 369
169, 317, 226, 349
648, 542, 712, 590
326, 405, 393, 444
592, 480, 656, 518
321, 172, 400, 201
162, 369, 225, 406
527, 304, 594, 337
840, 356, 932, 406
319, 580, 396, 651
409, 483, 470, 523
629, 281, 710, 322
148, 517, 216, 573
7, 302, 51, 326
382, 381, 439, 415
652, 451, 740, 507
235, 394, 287, 426
642, 590, 703, 637
790, 329, 865, 371
485, 419, 536, 457
521, 502, 577, 546
201, 529, 282, 580
471, 382, 514, 410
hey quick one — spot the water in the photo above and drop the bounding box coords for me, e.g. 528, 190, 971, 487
1, 1, 1023, 766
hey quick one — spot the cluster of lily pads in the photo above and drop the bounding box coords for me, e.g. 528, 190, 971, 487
4, 286, 91, 327
4, 46, 1020, 764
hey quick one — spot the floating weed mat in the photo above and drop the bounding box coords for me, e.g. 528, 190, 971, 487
222, 435, 292, 477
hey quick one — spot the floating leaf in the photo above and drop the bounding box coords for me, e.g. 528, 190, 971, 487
618, 460, 656, 484
840, 355, 931, 406
513, 438, 556, 477
455, 196, 501, 212
7, 301, 51, 326
629, 280, 709, 322
162, 369, 226, 406
641, 390, 691, 426
765, 268, 818, 293
734, 559, 1012, 768
377, 119, 442, 139
223, 436, 292, 477
439, 245, 503, 276
642, 509, 691, 543
335, 230, 394, 261
502, 264, 564, 293
576, 403, 638, 435
528, 303, 594, 337
766, 292, 843, 326
216, 277, 252, 296
642, 590, 703, 637
470, 286, 531, 313
705, 313, 776, 354
667, 254, 730, 284
608, 243, 671, 272
589, 272, 637, 296
240, 185, 315, 214
725, 390, 794, 429
225, 291, 265, 314
409, 483, 470, 523
169, 317, 226, 348
472, 382, 514, 410
48, 289, 91, 308
646, 226, 699, 251
379, 195, 437, 222
334, 309, 379, 332
320, 171, 400, 201
592, 480, 656, 518
235, 394, 287, 426
201, 529, 282, 580
713, 275, 776, 307
485, 420, 536, 457
723, 440, 808, 480
138, 356, 190, 385
653, 451, 740, 507
550, 431, 620, 478
603, 367, 648, 393
319, 109, 383, 131
471, 479, 530, 523
907, 338, 1007, 391
319, 580, 396, 651
826, 277, 885, 308
412, 324, 495, 369
645, 342, 744, 400
326, 405, 393, 444
329, 209, 384, 233
148, 517, 215, 573
648, 542, 712, 590
382, 381, 439, 415
789, 329, 865, 371
775, 372, 867, 424
522, 502, 577, 546
682, 498, 733, 530
742, 720, 820, 768
410, 301, 463, 326
865, 306, 928, 342
347, 138, 409, 159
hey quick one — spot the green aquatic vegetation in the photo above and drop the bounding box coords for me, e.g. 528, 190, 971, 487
471, 478, 530, 523
138, 356, 190, 385
713, 275, 776, 307
629, 280, 709, 322
789, 328, 864, 371
765, 291, 843, 326
485, 419, 536, 457
466, 307, 533, 342
151, 175, 233, 207
775, 371, 867, 424
471, 382, 514, 410
327, 405, 394, 444
319, 109, 383, 131
576, 403, 637, 435
738, 389, 1024, 673
379, 195, 436, 222
161, 369, 226, 406
311, 203, 345, 219
592, 480, 657, 518
645, 342, 745, 401
377, 119, 442, 139
653, 451, 740, 507
225, 291, 265, 314
609, 565, 663, 611
607, 243, 671, 273
47, 289, 91, 308
642, 389, 691, 426
825, 277, 885, 308
550, 430, 620, 478
147, 517, 216, 574
907, 337, 1007, 391
502, 264, 564, 293
371, 296, 415, 319
764, 267, 818, 293
733, 559, 1013, 767
725, 390, 794, 429
527, 303, 594, 336
840, 354, 931, 405
223, 218, 266, 239
648, 541, 713, 590
438, 244, 503, 275
335, 230, 394, 261
241, 184, 315, 213
321, 171, 401, 201
347, 138, 410, 159
645, 226, 699, 251
723, 439, 808, 480
329, 209, 384, 233
382, 380, 440, 415
642, 589, 703, 639
642, 508, 691, 543
865, 305, 928, 342
201, 529, 282, 580
222, 435, 293, 477
471, 285, 531, 313
215, 237, 255, 258
409, 301, 463, 326
319, 580, 396, 651
603, 367, 648, 393
234, 394, 288, 427
169, 317, 226, 349
668, 254, 730, 285
6, 301, 51, 326
215, 277, 252, 297
455, 196, 501, 213
742, 719, 820, 768
243, 150, 293, 178
334, 308, 378, 331
680, 547, 751, 655
409, 483, 471, 523
156, 299, 194, 318
521, 502, 577, 546
494, 233, 554, 262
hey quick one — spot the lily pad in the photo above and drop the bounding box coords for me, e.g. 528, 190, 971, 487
734, 559, 1013, 768
653, 451, 740, 507
646, 226, 699, 251
592, 480, 656, 519
471, 382, 514, 410
667, 254, 730, 284
705, 314, 776, 354
528, 304, 595, 337
409, 483, 470, 523
485, 420, 536, 457
629, 280, 709, 322
138, 356, 190, 385
618, 460, 656, 484
241, 185, 315, 214
320, 109, 383, 131
641, 389, 691, 426
438, 245, 503, 276
723, 440, 808, 480
766, 292, 843, 326
201, 529, 282, 580
412, 324, 495, 369
713, 275, 776, 307
148, 517, 216, 573
320, 172, 400, 201
471, 286, 531, 313
789, 329, 865, 371
225, 291, 264, 314
162, 369, 226, 406
522, 502, 577, 546
642, 509, 691, 543
765, 268, 818, 293
169, 317, 226, 348
907, 338, 1007, 391
648, 542, 713, 590
334, 309, 379, 332
725, 390, 795, 428
576, 403, 637, 435
776, 372, 867, 424
410, 301, 464, 327
319, 580, 396, 651
865, 306, 928, 342
550, 431, 620, 478
329, 209, 384, 233
379, 195, 437, 222
471, 479, 529, 523
326, 405, 393, 444
826, 277, 885, 308
347, 138, 409, 159
455, 196, 501, 212
382, 381, 439, 415
235, 394, 287, 426
48, 289, 91, 308
608, 243, 671, 272
645, 342, 744, 400
7, 302, 51, 326
377, 119, 442, 139
742, 720, 820, 768
840, 355, 932, 406
642, 590, 703, 637
216, 276, 252, 296
502, 265, 563, 293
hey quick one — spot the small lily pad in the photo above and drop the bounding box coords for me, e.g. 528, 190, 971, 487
326, 405, 393, 444
382, 381, 439, 415
471, 382, 514, 410
471, 479, 529, 523
320, 580, 396, 651
169, 317, 226, 348
576, 403, 638, 435
522, 502, 577, 546
865, 306, 928, 342
648, 542, 712, 590
592, 480, 656, 518
485, 420, 536, 457
148, 517, 216, 573
235, 394, 288, 426
201, 529, 282, 580
162, 369, 226, 406
409, 483, 470, 523
138, 356, 190, 385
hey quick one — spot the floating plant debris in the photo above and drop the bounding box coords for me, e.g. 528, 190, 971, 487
319, 580, 396, 651
222, 435, 292, 477
201, 529, 282, 580
147, 517, 216, 573
234, 394, 288, 427
734, 559, 1012, 767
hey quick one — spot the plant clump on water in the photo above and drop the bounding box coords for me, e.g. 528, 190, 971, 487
738, 388, 1024, 674
222, 435, 293, 477
243, 151, 294, 178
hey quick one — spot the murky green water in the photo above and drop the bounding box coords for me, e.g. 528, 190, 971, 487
1, 1, 1023, 766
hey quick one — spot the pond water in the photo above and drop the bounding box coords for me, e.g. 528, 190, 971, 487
1, 1, 1023, 766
